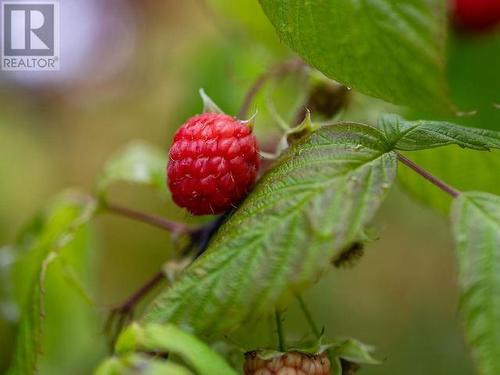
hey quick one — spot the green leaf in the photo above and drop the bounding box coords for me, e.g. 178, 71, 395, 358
96, 142, 166, 200
6, 193, 96, 375
259, 0, 450, 111
397, 148, 500, 212
330, 338, 380, 375
10, 193, 96, 305
95, 353, 194, 375
141, 123, 397, 335
451, 192, 500, 375
379, 114, 500, 151
8, 252, 57, 375
116, 323, 237, 375
331, 338, 380, 365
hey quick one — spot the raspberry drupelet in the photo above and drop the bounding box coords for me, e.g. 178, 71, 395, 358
167, 113, 260, 215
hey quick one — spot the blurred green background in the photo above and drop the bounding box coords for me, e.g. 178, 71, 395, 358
1, 0, 499, 374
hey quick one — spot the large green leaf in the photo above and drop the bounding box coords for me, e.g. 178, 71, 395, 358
451, 192, 500, 375
379, 114, 500, 151
6, 193, 96, 375
141, 123, 397, 334
259, 0, 450, 111
97, 142, 166, 200
116, 323, 237, 375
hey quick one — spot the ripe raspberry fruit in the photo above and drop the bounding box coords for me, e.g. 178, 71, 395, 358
452, 0, 500, 32
244, 351, 330, 375
167, 113, 259, 215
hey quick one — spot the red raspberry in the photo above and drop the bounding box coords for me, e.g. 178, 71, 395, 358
167, 113, 259, 215
452, 0, 500, 32
244, 351, 330, 375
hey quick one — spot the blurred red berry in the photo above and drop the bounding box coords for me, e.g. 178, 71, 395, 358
452, 0, 500, 32
167, 113, 259, 215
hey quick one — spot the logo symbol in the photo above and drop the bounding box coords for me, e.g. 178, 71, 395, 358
1, 1, 59, 71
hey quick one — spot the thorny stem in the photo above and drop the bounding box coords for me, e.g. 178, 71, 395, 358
104, 201, 192, 234
275, 309, 286, 352
396, 153, 461, 198
238, 58, 306, 119
296, 295, 321, 339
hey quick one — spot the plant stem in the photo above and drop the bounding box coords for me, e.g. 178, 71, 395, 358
238, 58, 306, 119
105, 270, 165, 348
104, 201, 192, 234
296, 295, 335, 364
275, 309, 286, 352
296, 295, 321, 339
120, 271, 165, 311
396, 153, 461, 198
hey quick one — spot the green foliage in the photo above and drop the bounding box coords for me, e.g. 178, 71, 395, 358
97, 142, 166, 200
451, 192, 500, 375
95, 354, 194, 375
378, 114, 500, 151
330, 338, 380, 375
395, 31, 500, 213
7, 252, 56, 375
142, 123, 397, 334
96, 323, 237, 375
4, 2, 500, 373
331, 338, 380, 365
6, 193, 96, 375
115, 323, 237, 375
259, 0, 449, 111
376, 114, 500, 212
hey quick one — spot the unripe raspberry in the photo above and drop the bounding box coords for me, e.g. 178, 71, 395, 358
244, 351, 330, 375
167, 113, 259, 215
452, 0, 500, 32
